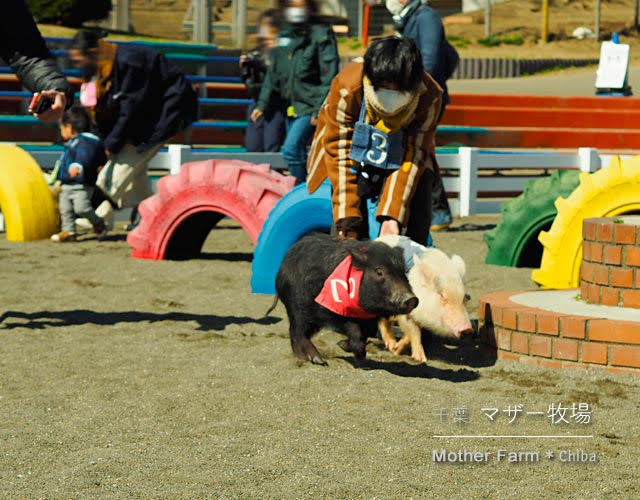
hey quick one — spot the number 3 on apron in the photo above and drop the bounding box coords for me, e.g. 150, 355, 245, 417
349, 96, 403, 170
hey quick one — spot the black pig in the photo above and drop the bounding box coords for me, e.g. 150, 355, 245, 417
268, 233, 418, 365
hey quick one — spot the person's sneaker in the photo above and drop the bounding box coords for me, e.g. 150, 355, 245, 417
50, 231, 77, 242
93, 220, 109, 241
74, 218, 93, 232
430, 210, 452, 231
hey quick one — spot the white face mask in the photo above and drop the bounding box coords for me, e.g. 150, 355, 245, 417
374, 88, 412, 114
385, 0, 406, 16
285, 7, 309, 24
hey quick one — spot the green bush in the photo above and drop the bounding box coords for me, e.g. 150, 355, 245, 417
501, 33, 524, 45
448, 35, 470, 48
28, 0, 112, 28
477, 35, 501, 47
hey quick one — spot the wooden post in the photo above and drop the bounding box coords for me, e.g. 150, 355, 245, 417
485, 0, 491, 38
193, 0, 211, 44
595, 0, 601, 41
362, 2, 371, 47
541, 0, 549, 43
234, 0, 248, 49
458, 147, 478, 217
578, 147, 601, 173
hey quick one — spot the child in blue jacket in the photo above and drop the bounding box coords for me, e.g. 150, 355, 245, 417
51, 105, 108, 242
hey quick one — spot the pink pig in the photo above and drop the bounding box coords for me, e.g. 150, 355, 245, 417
376, 235, 473, 363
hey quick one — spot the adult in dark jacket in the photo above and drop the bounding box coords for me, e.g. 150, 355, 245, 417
386, 0, 455, 231
3, 0, 74, 121
69, 30, 198, 229
251, 0, 339, 184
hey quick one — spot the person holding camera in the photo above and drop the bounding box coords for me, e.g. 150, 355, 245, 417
241, 9, 286, 153
4, 0, 74, 122
251, 0, 339, 185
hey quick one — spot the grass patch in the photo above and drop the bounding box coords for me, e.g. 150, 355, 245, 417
501, 33, 524, 45
477, 35, 501, 47
448, 35, 471, 48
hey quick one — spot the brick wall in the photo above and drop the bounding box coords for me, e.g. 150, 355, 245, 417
478, 290, 640, 375
580, 218, 640, 308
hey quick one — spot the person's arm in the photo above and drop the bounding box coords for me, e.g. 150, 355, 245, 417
312, 27, 340, 119
3, 0, 73, 120
316, 77, 362, 236
252, 54, 279, 121
415, 9, 445, 76
376, 92, 442, 227
103, 55, 151, 155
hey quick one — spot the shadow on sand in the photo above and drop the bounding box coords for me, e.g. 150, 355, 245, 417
0, 309, 281, 332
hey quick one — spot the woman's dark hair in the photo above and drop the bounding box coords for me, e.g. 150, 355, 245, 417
277, 0, 318, 15
60, 105, 91, 134
260, 8, 283, 29
363, 37, 424, 92
70, 29, 106, 53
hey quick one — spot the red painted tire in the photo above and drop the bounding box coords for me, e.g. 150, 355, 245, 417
127, 160, 296, 260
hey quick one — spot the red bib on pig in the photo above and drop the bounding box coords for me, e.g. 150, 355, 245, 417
314, 255, 376, 319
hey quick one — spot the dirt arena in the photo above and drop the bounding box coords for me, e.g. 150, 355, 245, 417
1, 216, 638, 498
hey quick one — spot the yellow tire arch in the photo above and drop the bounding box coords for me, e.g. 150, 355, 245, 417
532, 155, 640, 289
0, 145, 57, 241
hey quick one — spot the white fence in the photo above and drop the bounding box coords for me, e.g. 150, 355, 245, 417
24, 144, 622, 218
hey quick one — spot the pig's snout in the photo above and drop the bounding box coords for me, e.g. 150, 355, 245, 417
401, 294, 419, 314
453, 326, 474, 338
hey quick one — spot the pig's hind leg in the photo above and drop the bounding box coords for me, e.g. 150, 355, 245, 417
288, 314, 327, 366
396, 316, 427, 363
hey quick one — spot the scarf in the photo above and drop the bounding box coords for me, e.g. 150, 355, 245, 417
362, 76, 423, 134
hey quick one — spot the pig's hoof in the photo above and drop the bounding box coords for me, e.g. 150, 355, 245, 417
310, 354, 328, 366
337, 339, 353, 353
384, 339, 398, 352
411, 351, 428, 364
391, 344, 407, 356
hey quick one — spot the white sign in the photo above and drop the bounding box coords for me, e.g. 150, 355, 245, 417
595, 41, 630, 89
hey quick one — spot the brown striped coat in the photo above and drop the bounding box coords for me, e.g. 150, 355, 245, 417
306, 61, 442, 230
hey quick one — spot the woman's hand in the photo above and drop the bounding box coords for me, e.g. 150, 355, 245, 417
379, 219, 400, 236
251, 108, 264, 122
33, 90, 66, 122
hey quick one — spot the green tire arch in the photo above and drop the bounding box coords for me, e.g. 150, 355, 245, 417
484, 170, 580, 267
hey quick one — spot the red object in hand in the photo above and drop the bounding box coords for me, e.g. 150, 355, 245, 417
29, 93, 53, 115
315, 255, 376, 318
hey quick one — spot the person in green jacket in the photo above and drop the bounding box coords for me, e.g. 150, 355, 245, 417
250, 0, 339, 184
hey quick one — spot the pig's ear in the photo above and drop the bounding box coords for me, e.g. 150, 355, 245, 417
349, 245, 369, 267
451, 254, 466, 279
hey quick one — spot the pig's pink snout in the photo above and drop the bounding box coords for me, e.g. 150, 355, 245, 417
455, 326, 474, 338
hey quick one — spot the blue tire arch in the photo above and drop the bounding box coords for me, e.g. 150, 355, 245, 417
251, 180, 433, 295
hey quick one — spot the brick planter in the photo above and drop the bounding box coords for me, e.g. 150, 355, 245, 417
580, 217, 640, 308
478, 290, 640, 375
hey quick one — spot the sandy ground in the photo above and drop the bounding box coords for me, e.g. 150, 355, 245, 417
1, 216, 638, 498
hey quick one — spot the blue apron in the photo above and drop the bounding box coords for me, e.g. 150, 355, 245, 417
349, 96, 404, 171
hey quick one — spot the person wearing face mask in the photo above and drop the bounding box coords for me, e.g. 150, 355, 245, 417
241, 9, 287, 153
251, 0, 339, 185
68, 30, 198, 231
385, 0, 459, 232
306, 37, 442, 244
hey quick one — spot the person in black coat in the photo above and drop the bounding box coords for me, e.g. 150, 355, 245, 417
68, 30, 198, 229
3, 0, 73, 121
386, 0, 458, 231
